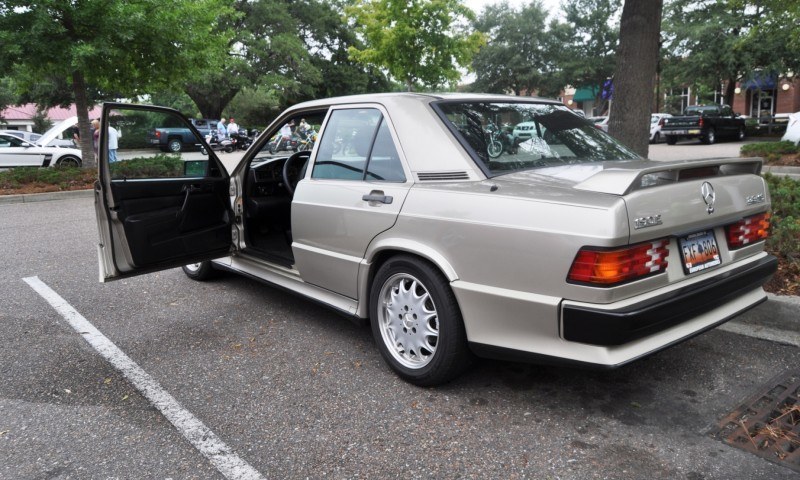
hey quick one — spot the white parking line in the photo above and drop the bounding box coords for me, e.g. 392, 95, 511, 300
23, 276, 265, 480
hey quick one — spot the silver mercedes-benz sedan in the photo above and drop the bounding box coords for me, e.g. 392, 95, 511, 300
94, 93, 776, 386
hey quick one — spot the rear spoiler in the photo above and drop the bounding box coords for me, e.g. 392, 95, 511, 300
574, 157, 763, 196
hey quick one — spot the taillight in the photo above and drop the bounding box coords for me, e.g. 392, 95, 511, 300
725, 213, 770, 249
154, 130, 161, 138
567, 239, 669, 286
698, 117, 704, 128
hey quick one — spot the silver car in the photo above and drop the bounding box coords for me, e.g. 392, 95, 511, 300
95, 94, 776, 386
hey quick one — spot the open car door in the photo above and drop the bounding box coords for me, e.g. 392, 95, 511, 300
94, 103, 233, 282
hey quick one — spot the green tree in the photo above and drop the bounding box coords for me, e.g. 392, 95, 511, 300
0, 0, 232, 167
470, 1, 550, 95
347, 0, 485, 91
557, 0, 621, 112
661, 0, 791, 108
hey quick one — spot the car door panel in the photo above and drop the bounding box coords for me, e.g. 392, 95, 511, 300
291, 106, 411, 299
95, 103, 233, 281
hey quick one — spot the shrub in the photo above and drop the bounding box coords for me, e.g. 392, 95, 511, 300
764, 173, 800, 261
108, 154, 184, 179
0, 166, 95, 192
741, 141, 799, 162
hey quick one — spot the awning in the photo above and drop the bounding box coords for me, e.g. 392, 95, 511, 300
742, 73, 777, 90
573, 86, 599, 102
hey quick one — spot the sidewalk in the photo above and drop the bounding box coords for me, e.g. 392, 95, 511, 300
0, 188, 93, 205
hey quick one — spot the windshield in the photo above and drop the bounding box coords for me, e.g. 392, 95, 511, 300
435, 101, 638, 177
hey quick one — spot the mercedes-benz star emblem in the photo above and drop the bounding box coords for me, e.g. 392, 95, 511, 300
701, 181, 715, 214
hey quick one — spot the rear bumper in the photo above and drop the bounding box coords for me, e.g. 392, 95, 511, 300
562, 254, 778, 346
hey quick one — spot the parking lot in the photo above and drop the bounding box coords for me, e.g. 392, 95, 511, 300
2, 140, 799, 479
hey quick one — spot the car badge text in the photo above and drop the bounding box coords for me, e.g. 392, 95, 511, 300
745, 193, 765, 205
701, 182, 715, 214
634, 214, 663, 230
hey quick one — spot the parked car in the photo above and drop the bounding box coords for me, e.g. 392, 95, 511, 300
148, 118, 218, 152
649, 113, 672, 143
0, 129, 75, 147
781, 111, 800, 145
589, 115, 609, 132
94, 94, 776, 386
661, 105, 746, 145
0, 118, 82, 167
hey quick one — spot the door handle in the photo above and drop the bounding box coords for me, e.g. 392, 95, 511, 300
362, 191, 393, 205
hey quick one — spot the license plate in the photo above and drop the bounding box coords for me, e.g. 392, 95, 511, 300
688, 129, 701, 134
668, 130, 687, 135
679, 230, 721, 274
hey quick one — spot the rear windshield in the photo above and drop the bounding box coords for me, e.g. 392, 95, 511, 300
434, 101, 638, 177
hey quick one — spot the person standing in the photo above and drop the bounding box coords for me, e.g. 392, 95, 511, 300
216, 118, 227, 139
91, 119, 100, 159
227, 117, 239, 137
108, 124, 120, 162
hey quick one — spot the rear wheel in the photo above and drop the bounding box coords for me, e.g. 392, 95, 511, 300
738, 126, 746, 141
666, 136, 678, 145
168, 138, 183, 152
703, 128, 716, 145
182, 261, 218, 281
370, 255, 471, 386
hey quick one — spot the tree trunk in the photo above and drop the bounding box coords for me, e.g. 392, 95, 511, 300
71, 70, 95, 169
723, 76, 737, 108
607, 0, 664, 158
185, 84, 240, 119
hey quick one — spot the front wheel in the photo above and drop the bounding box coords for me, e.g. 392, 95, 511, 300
56, 155, 81, 167
182, 261, 218, 281
666, 136, 678, 145
370, 255, 471, 386
738, 127, 746, 141
487, 140, 503, 158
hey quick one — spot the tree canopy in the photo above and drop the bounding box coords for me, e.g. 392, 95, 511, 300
0, 0, 232, 167
347, 0, 485, 91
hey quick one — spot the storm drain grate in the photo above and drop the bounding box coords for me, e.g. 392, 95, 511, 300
711, 369, 800, 473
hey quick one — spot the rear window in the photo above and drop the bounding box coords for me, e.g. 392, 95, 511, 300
434, 101, 638, 177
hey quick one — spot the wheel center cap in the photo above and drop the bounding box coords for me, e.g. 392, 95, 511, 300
403, 313, 415, 329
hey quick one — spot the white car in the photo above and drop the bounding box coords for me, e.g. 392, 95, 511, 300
0, 129, 75, 147
650, 113, 673, 144
0, 117, 82, 167
781, 111, 800, 145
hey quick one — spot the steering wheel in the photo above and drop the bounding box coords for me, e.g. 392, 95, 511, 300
282, 150, 311, 197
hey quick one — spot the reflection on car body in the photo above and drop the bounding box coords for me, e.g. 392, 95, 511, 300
94, 93, 776, 386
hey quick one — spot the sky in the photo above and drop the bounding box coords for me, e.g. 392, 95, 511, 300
463, 0, 565, 18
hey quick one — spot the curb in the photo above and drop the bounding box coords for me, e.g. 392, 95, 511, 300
0, 188, 93, 205
762, 165, 800, 180
732, 293, 800, 336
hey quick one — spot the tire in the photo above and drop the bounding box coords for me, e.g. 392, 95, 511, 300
666, 136, 678, 145
200, 147, 208, 156
56, 155, 81, 167
487, 140, 503, 158
738, 127, 746, 141
370, 255, 471, 386
224, 145, 233, 153
703, 128, 716, 145
168, 138, 183, 153
182, 261, 218, 281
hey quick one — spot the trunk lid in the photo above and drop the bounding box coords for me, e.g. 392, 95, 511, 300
493, 157, 768, 244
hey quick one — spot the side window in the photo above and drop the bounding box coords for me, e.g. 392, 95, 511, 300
366, 120, 405, 182
313, 109, 381, 180
105, 106, 218, 180
313, 108, 405, 182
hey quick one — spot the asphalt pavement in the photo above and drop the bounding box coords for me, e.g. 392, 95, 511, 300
1, 142, 799, 479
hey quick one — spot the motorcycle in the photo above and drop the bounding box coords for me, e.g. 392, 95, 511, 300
230, 128, 256, 151
201, 130, 234, 154
486, 124, 518, 158
296, 129, 317, 152
267, 133, 299, 154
